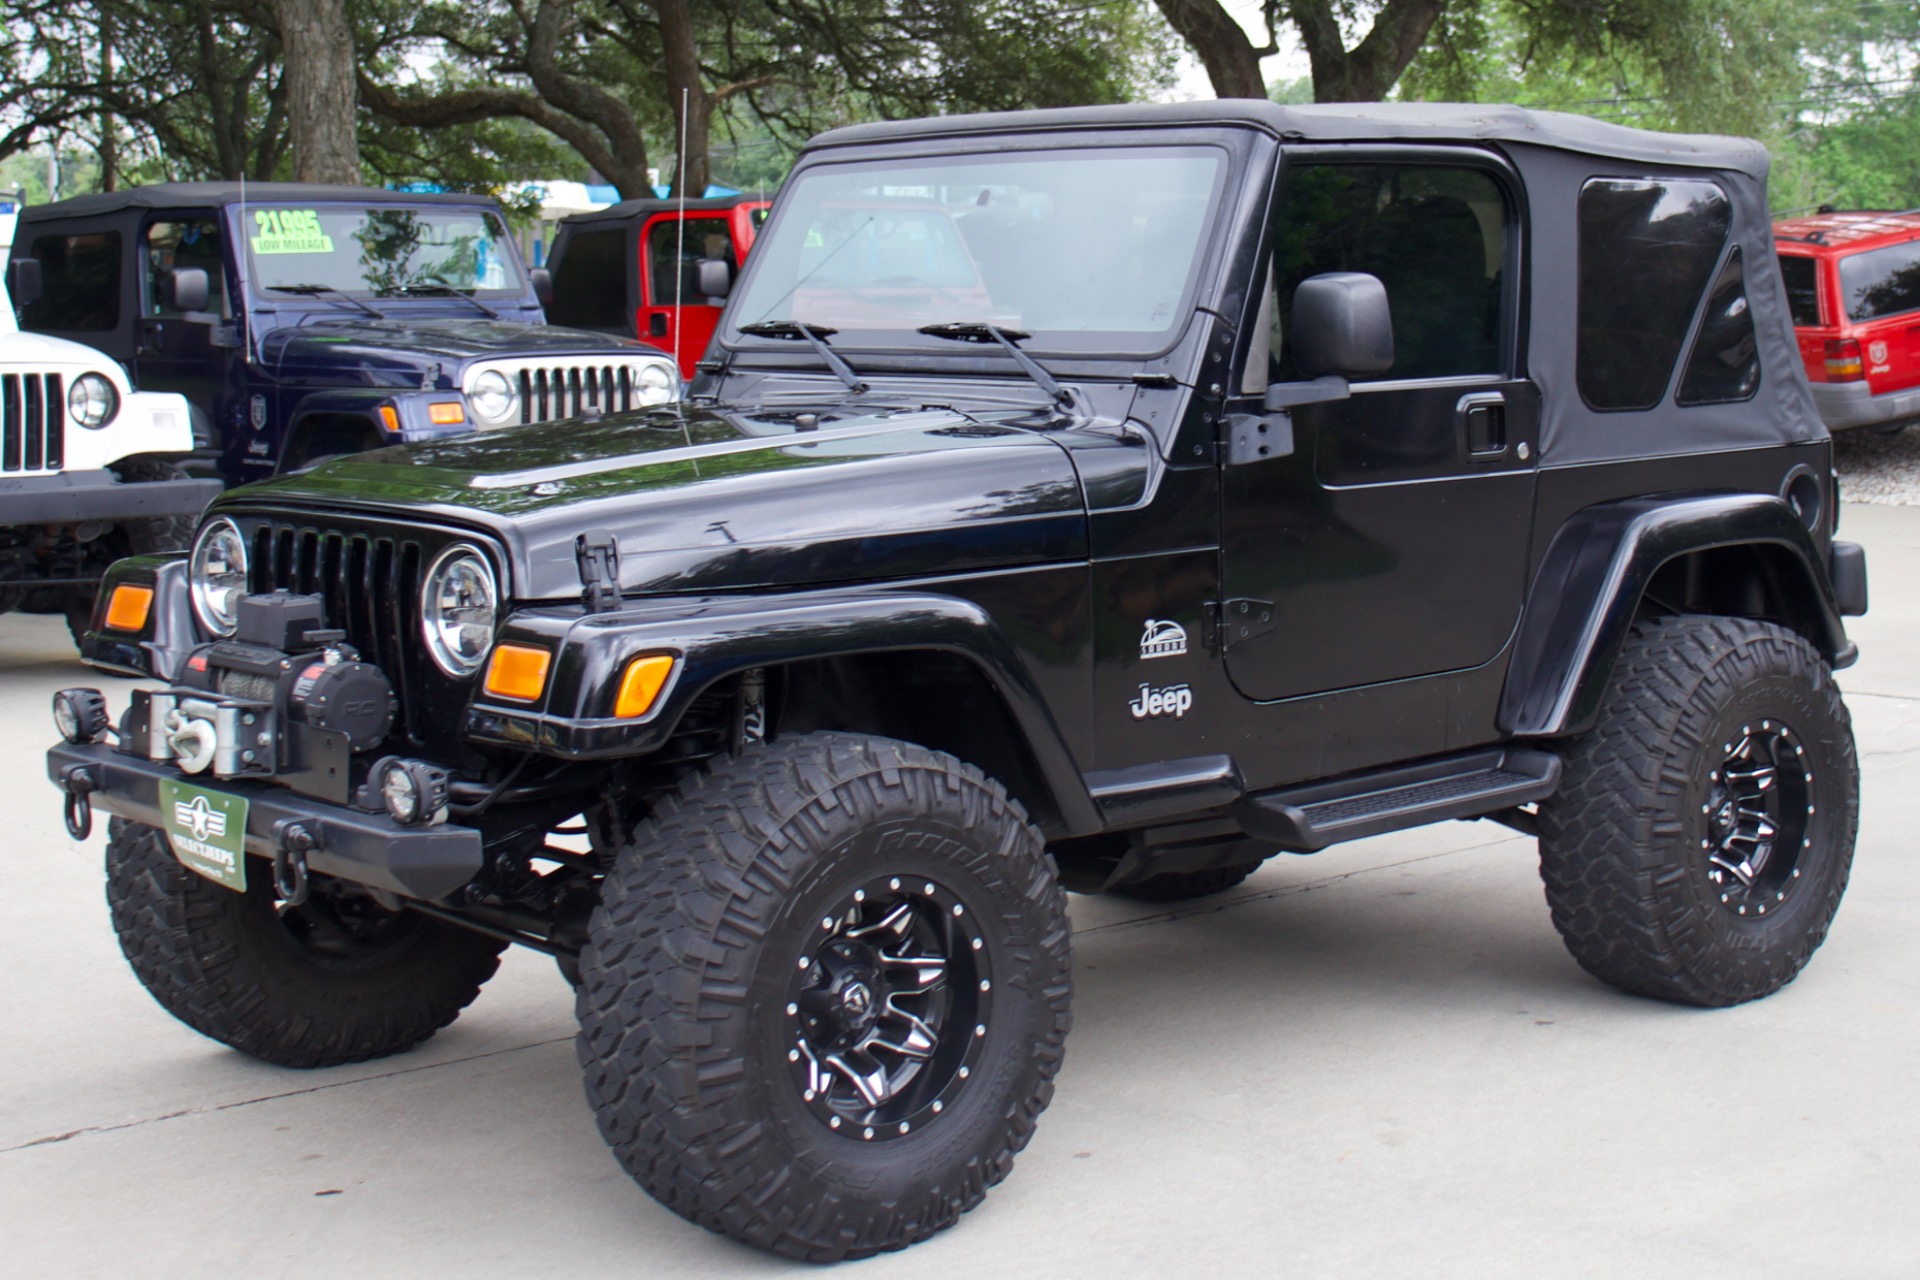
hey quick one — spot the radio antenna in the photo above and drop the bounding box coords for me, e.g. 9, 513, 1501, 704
673, 87, 692, 450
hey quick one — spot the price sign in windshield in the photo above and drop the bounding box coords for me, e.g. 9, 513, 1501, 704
250, 208, 334, 255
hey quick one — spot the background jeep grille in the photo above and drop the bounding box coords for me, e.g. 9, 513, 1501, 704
518, 365, 643, 424
2, 373, 64, 472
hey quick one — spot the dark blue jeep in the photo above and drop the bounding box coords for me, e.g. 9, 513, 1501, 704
15, 183, 681, 481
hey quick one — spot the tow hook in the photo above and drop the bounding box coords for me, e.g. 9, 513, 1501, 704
60, 765, 99, 841
273, 820, 319, 907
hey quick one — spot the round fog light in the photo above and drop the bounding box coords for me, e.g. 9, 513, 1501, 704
375, 757, 450, 827
53, 688, 109, 744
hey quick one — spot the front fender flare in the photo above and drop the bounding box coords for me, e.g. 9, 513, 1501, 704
1498, 493, 1852, 738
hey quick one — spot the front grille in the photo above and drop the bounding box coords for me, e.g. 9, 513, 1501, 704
1, 372, 64, 471
517, 364, 645, 424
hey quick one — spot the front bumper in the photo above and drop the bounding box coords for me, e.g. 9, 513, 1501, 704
48, 740, 482, 901
0, 468, 221, 525
1810, 380, 1920, 433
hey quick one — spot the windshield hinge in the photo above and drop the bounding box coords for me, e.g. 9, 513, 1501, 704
1202, 598, 1275, 653
574, 529, 622, 613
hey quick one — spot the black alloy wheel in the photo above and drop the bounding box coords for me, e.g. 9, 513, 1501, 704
1702, 719, 1814, 920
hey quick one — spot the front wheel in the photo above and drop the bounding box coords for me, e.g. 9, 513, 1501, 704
575, 733, 1073, 1261
1537, 616, 1858, 1006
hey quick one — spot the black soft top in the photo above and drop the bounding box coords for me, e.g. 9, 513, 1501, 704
812, 100, 1768, 178
21, 182, 502, 225
559, 195, 761, 229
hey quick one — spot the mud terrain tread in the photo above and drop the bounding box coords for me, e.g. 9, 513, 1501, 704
105, 819, 504, 1067
575, 732, 1072, 1262
1537, 616, 1857, 1007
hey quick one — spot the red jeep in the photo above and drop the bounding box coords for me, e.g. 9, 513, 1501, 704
545, 195, 770, 379
1775, 209, 1920, 434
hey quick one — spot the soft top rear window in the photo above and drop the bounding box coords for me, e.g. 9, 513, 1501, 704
1839, 239, 1920, 322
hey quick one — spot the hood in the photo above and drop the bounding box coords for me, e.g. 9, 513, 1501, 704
0, 328, 132, 382
264, 317, 650, 383
222, 403, 1089, 600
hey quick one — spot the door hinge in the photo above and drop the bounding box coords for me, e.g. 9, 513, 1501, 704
1203, 598, 1276, 653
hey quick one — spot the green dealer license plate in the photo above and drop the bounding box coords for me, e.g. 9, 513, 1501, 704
158, 780, 250, 892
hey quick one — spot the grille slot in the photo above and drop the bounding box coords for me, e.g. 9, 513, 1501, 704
514, 363, 646, 424
1, 372, 64, 472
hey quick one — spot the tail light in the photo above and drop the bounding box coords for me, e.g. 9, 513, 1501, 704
1824, 338, 1865, 382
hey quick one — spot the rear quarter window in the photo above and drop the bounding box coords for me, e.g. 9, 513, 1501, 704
1838, 240, 1920, 322
1777, 254, 1821, 326
22, 231, 122, 332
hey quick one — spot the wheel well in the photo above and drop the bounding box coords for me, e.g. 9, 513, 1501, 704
765, 651, 1065, 831
284, 413, 382, 470
1637, 543, 1830, 654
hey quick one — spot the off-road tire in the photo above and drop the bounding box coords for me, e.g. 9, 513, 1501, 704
64, 459, 201, 647
106, 818, 506, 1067
1114, 860, 1263, 902
1537, 616, 1858, 1006
575, 732, 1073, 1262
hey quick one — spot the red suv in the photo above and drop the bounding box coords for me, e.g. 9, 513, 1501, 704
1775, 209, 1920, 434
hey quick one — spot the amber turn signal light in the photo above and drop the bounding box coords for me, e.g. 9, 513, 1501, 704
614, 654, 676, 719
428, 402, 467, 425
103, 584, 153, 632
484, 643, 551, 702
378, 405, 401, 433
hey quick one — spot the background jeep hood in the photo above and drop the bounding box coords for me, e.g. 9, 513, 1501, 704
226, 405, 1088, 599
264, 318, 644, 381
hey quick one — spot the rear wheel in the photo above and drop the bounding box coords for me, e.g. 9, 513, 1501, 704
576, 733, 1072, 1261
1537, 616, 1858, 1006
106, 819, 505, 1067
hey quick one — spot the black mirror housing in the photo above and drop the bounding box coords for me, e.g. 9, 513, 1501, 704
167, 267, 210, 313
7, 257, 42, 309
1290, 272, 1393, 379
530, 268, 554, 308
696, 257, 733, 299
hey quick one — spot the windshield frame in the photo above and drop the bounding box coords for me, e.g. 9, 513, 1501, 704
229, 200, 530, 302
719, 131, 1244, 363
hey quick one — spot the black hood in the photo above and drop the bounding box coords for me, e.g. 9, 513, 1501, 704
263, 317, 650, 384
219, 403, 1090, 600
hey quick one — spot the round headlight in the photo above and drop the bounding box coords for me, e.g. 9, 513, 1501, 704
68, 373, 120, 429
635, 361, 676, 405
469, 369, 517, 425
189, 518, 249, 636
421, 545, 497, 677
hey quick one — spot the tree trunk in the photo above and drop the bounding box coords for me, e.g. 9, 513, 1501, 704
271, 0, 360, 184
1290, 0, 1447, 103
655, 0, 712, 197
1151, 0, 1268, 98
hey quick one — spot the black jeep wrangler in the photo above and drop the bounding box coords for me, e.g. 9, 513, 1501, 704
48, 102, 1869, 1261
16, 183, 681, 481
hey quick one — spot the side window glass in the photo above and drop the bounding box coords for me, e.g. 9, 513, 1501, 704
1777, 254, 1820, 326
144, 219, 228, 318
648, 218, 736, 306
22, 232, 121, 332
1837, 240, 1920, 322
1678, 247, 1760, 405
1577, 177, 1731, 410
548, 230, 629, 329
1271, 162, 1509, 382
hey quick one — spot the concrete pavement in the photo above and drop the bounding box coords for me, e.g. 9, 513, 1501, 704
3, 504, 1917, 1278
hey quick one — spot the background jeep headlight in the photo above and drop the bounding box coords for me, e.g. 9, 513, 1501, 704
189, 518, 248, 636
468, 369, 517, 425
68, 373, 120, 429
635, 360, 676, 406
422, 545, 498, 677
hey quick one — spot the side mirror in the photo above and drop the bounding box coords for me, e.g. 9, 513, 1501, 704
530, 268, 554, 308
7, 257, 42, 309
1290, 271, 1393, 379
696, 257, 733, 299
167, 267, 210, 313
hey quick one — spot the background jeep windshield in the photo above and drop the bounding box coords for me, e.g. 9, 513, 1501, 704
242, 205, 524, 296
728, 147, 1226, 354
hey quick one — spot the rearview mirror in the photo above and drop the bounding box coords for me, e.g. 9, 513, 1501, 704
7, 257, 41, 309
696, 258, 733, 299
530, 268, 554, 308
167, 267, 210, 313
1291, 272, 1393, 379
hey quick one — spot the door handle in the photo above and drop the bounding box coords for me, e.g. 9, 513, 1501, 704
1457, 391, 1506, 456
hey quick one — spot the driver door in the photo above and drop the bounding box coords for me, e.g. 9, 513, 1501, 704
133, 214, 232, 428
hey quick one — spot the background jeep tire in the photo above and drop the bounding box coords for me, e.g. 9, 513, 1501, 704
105, 819, 506, 1067
1114, 860, 1263, 902
575, 732, 1073, 1262
1537, 615, 1858, 1007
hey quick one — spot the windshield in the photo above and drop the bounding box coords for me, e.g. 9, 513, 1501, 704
727, 146, 1227, 356
241, 204, 525, 297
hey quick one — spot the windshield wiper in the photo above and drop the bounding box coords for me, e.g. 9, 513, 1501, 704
263, 283, 382, 319
378, 282, 502, 319
737, 321, 868, 393
917, 322, 1071, 408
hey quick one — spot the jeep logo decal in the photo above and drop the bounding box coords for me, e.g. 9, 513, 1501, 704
1129, 682, 1193, 720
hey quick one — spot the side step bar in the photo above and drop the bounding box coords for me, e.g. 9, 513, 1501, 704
1234, 747, 1561, 853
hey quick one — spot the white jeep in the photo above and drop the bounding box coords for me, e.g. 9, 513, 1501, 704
2, 258, 220, 645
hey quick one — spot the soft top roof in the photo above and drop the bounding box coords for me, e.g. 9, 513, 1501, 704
560, 194, 764, 229
1774, 210, 1920, 250
22, 182, 501, 224
811, 99, 1768, 179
